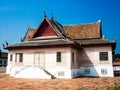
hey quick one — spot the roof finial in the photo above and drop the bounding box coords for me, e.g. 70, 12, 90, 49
27, 24, 30, 29
102, 34, 105, 39
44, 11, 46, 17
98, 19, 102, 23
21, 37, 23, 42
115, 36, 117, 41
2, 43, 5, 48
51, 13, 53, 18
6, 41, 9, 46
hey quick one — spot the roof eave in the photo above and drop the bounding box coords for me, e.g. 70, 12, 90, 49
81, 41, 116, 49
5, 43, 80, 50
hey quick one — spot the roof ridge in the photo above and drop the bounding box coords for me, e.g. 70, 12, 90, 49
63, 20, 101, 26
28, 28, 37, 30
50, 17, 67, 38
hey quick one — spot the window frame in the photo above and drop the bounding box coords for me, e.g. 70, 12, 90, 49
10, 54, 13, 61
58, 71, 64, 76
101, 69, 107, 75
56, 52, 61, 62
84, 68, 90, 74
16, 53, 23, 63
72, 52, 74, 63
99, 52, 108, 61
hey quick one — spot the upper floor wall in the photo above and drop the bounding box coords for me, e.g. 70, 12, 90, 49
7, 47, 72, 69
81, 45, 112, 66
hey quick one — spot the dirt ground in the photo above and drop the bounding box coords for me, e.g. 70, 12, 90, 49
0, 73, 120, 90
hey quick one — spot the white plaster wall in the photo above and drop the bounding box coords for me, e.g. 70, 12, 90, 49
84, 46, 113, 65
45, 68, 72, 78
6, 47, 72, 78
79, 45, 114, 77
71, 69, 79, 78
44, 48, 71, 78
78, 65, 114, 77
14, 66, 51, 79
70, 48, 80, 68
6, 53, 16, 74
23, 53, 34, 65
6, 45, 114, 78
45, 52, 56, 68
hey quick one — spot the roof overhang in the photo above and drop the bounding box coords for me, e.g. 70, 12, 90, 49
5, 39, 82, 51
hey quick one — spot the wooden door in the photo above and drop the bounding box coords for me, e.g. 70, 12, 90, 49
39, 52, 45, 68
34, 52, 45, 68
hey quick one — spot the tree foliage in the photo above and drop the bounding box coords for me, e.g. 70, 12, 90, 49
113, 53, 120, 62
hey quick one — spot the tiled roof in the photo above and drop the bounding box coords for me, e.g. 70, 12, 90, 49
23, 21, 101, 41
5, 16, 116, 51
75, 39, 116, 45
75, 39, 116, 50
23, 28, 36, 41
6, 39, 82, 50
64, 21, 101, 39
50, 17, 67, 37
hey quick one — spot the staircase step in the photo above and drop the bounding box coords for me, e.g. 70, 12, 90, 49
14, 66, 51, 79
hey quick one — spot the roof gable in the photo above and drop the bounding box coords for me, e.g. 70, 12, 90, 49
23, 28, 36, 41
32, 17, 57, 38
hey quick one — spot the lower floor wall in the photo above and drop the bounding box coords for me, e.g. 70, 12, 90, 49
6, 64, 114, 79
6, 65, 72, 79
71, 65, 114, 77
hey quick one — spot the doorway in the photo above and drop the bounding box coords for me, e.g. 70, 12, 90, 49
34, 52, 45, 68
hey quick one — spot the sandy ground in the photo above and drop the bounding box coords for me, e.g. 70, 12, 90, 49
0, 73, 120, 90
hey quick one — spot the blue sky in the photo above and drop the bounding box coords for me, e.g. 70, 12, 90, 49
0, 0, 120, 53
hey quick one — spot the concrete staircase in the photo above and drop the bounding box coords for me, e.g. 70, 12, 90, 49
10, 65, 52, 79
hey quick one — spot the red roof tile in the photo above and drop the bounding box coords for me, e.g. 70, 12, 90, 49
113, 58, 120, 66
23, 28, 36, 41
64, 22, 101, 39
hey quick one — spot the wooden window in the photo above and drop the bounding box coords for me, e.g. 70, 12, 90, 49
84, 69, 90, 74
101, 69, 107, 75
10, 54, 13, 61
99, 52, 108, 61
56, 52, 61, 62
16, 53, 23, 62
72, 52, 74, 63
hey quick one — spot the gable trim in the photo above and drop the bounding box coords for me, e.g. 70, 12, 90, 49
32, 17, 57, 38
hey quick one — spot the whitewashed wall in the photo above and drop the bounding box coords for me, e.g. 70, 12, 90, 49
78, 65, 114, 77
6, 45, 114, 78
84, 46, 113, 65
76, 45, 114, 77
6, 47, 73, 78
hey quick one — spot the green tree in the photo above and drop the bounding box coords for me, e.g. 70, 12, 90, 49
113, 54, 120, 62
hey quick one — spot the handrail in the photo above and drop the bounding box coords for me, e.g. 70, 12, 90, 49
41, 67, 56, 79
